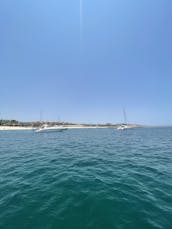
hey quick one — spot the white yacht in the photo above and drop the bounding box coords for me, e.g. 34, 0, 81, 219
117, 109, 129, 130
117, 125, 128, 130
35, 124, 68, 133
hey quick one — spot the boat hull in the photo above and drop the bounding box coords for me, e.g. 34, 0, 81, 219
35, 127, 68, 133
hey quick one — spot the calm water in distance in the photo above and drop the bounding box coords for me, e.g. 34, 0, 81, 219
0, 128, 172, 229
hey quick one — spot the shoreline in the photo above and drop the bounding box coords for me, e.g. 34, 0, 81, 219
0, 126, 34, 131
0, 125, 115, 131
0, 125, 107, 131
0, 124, 140, 131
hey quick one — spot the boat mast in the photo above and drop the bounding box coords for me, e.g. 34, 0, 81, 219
123, 108, 127, 125
39, 110, 43, 124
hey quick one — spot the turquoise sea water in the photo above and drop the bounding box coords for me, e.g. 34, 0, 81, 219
0, 128, 172, 229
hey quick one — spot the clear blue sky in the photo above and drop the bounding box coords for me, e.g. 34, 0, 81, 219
0, 0, 172, 125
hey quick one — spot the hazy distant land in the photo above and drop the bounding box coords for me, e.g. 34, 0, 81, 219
0, 119, 141, 130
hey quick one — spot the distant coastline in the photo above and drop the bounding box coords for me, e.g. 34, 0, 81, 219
0, 119, 141, 130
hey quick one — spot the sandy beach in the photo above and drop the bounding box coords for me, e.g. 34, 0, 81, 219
0, 126, 34, 131
0, 125, 139, 131
0, 125, 113, 131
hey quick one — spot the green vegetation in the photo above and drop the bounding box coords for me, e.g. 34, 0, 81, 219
0, 119, 141, 128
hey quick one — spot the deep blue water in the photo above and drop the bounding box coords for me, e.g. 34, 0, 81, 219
0, 128, 172, 229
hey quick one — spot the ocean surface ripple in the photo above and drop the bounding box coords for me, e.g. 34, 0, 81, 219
0, 128, 172, 229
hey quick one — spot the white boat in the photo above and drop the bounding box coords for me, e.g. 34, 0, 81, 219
117, 125, 128, 130
35, 124, 68, 133
117, 109, 129, 130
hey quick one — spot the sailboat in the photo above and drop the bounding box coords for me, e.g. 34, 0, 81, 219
35, 124, 68, 133
117, 109, 129, 130
35, 112, 68, 133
